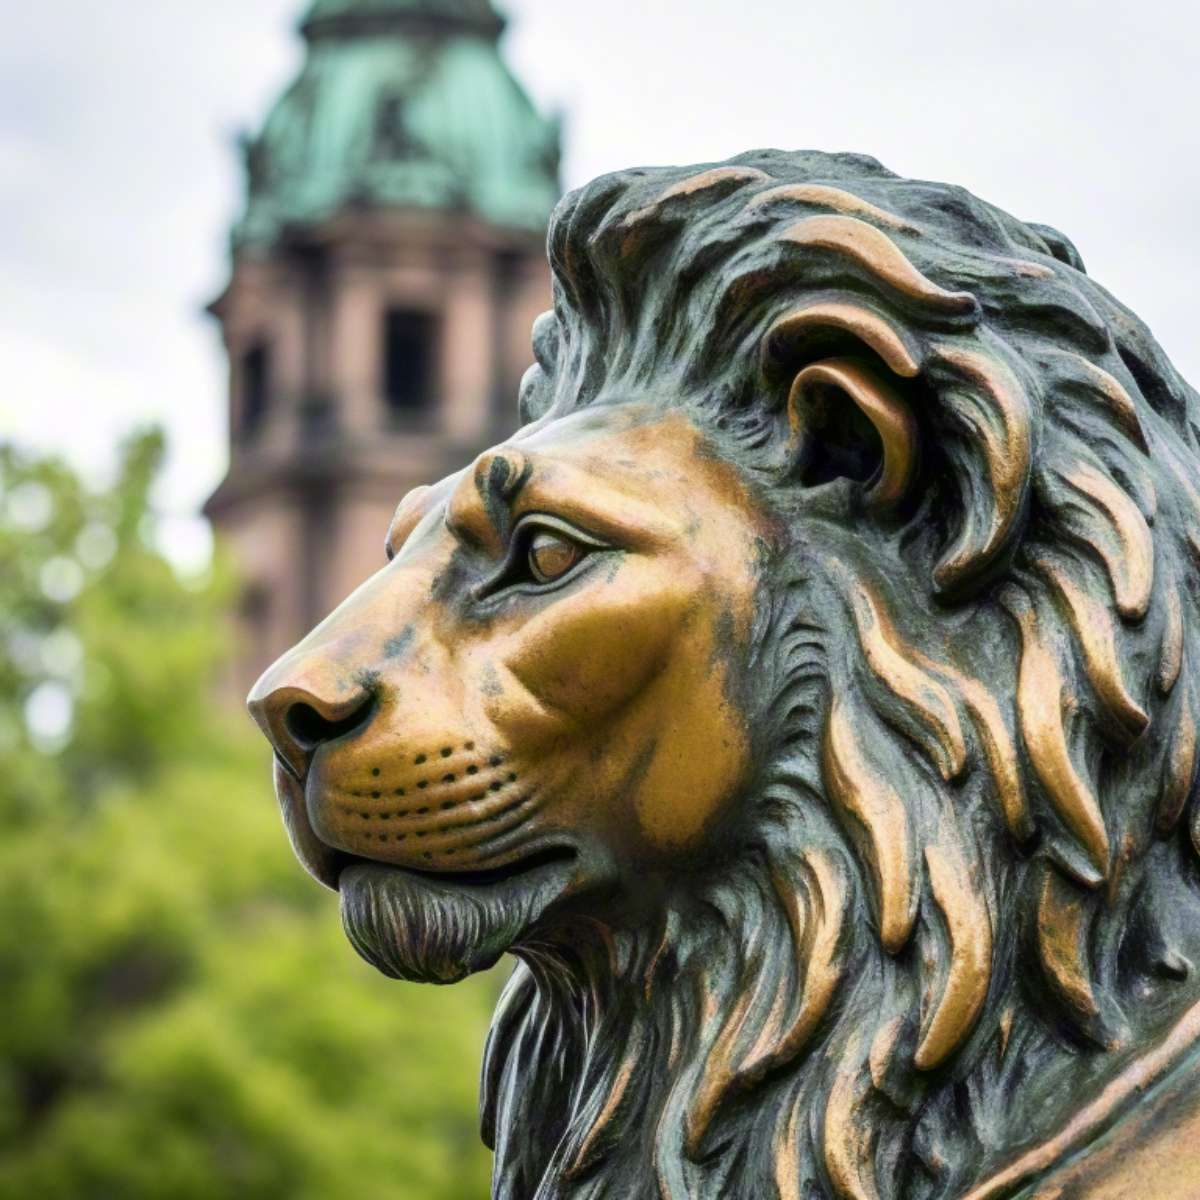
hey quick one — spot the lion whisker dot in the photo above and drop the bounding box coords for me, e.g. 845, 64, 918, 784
441, 747, 452, 758
397, 810, 408, 817
371, 768, 380, 777
417, 807, 429, 814
490, 756, 502, 767
360, 812, 370, 819
472, 793, 485, 802
394, 788, 405, 797
380, 813, 390, 820
418, 781, 428, 789
466, 766, 478, 776
396, 834, 406, 841
423, 852, 431, 859
464, 742, 475, 751
371, 791, 381, 799
490, 782, 503, 792
507, 772, 516, 782
417, 831, 427, 838
441, 801, 454, 810
443, 774, 455, 783
415, 754, 426, 765
378, 834, 388, 842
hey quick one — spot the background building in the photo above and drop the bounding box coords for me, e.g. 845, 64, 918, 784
205, 0, 561, 689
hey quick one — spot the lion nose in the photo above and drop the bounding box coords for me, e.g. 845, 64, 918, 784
247, 664, 375, 780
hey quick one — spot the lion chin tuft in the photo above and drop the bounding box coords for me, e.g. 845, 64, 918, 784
339, 856, 577, 985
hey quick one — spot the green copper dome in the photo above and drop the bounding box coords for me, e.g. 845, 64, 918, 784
301, 0, 506, 39
233, 0, 560, 250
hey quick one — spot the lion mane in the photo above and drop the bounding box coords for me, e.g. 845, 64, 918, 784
478, 152, 1200, 1200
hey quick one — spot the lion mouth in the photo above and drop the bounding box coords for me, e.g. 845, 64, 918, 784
338, 845, 581, 984
339, 844, 577, 888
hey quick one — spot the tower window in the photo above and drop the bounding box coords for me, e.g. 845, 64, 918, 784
383, 309, 438, 414
241, 343, 270, 435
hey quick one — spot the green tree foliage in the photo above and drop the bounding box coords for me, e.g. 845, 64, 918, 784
0, 432, 496, 1199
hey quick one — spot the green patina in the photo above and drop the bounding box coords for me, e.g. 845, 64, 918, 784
234, 0, 561, 251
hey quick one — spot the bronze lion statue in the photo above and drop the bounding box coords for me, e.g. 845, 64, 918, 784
250, 151, 1200, 1200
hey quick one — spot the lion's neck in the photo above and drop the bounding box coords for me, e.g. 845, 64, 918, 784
485, 833, 1200, 1200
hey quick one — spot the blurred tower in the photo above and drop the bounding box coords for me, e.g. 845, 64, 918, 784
205, 0, 561, 689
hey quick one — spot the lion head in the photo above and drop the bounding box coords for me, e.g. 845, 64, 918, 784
249, 150, 1200, 1200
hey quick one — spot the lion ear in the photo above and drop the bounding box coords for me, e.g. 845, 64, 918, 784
518, 311, 561, 424
766, 307, 1034, 597
765, 306, 923, 517
786, 357, 920, 513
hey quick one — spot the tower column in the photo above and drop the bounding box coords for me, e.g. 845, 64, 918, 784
330, 265, 384, 439
443, 252, 497, 445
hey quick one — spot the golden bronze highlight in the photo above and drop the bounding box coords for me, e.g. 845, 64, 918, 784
1062, 352, 1151, 455
1158, 688, 1197, 834
824, 1044, 880, 1200
930, 345, 1033, 594
1159, 587, 1185, 695
747, 183, 913, 230
750, 850, 846, 1076
1006, 588, 1111, 884
766, 302, 922, 378
833, 567, 967, 780
1032, 551, 1149, 741
823, 698, 917, 953
1037, 870, 1100, 1020
778, 215, 978, 315
954, 673, 1033, 840
916, 843, 993, 1070
1057, 463, 1154, 621
624, 166, 770, 227
566, 1027, 647, 1177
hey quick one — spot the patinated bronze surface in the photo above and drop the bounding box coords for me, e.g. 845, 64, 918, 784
248, 151, 1200, 1199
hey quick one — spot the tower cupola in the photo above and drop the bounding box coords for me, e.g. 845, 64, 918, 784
235, 0, 560, 251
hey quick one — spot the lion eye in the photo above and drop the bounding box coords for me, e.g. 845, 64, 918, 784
527, 530, 583, 583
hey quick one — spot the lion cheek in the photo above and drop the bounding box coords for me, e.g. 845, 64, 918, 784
494, 578, 681, 731
630, 675, 750, 856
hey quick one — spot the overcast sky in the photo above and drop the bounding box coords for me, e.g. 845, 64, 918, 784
2, 0, 1199, 548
